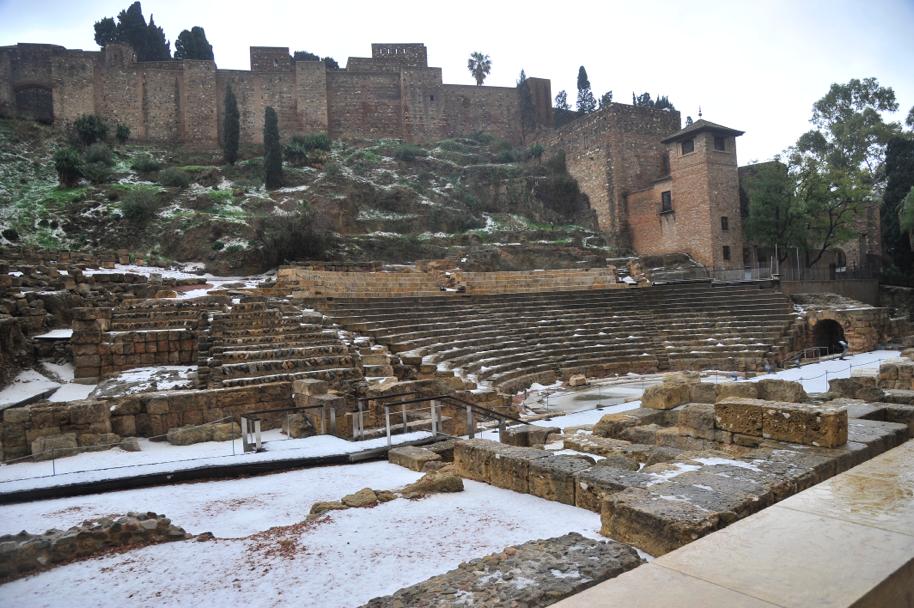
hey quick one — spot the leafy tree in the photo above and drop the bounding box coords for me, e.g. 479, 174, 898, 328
293, 50, 320, 61
882, 137, 914, 274
907, 106, 914, 130
796, 77, 900, 181
633, 92, 652, 107
554, 90, 570, 111
263, 106, 283, 189
793, 77, 902, 266
223, 85, 240, 165
174, 26, 213, 60
53, 147, 83, 187
743, 161, 805, 263
576, 66, 596, 113
900, 186, 914, 237
654, 95, 675, 110
517, 70, 536, 139
92, 2, 171, 61
467, 52, 491, 86
322, 57, 340, 70
685, 116, 694, 127
598, 91, 613, 110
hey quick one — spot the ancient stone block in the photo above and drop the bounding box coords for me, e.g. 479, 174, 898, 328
489, 446, 551, 493
292, 378, 328, 396
500, 424, 560, 447
762, 401, 848, 448
341, 488, 378, 508
166, 425, 211, 446
280, 413, 313, 439
527, 455, 594, 505
756, 379, 808, 402
454, 439, 500, 482
388, 446, 441, 471
211, 422, 240, 442
714, 398, 764, 436
641, 382, 690, 410
31, 433, 78, 460
714, 382, 758, 401
568, 374, 587, 387
689, 382, 717, 403
574, 466, 653, 513
593, 408, 666, 439
601, 487, 725, 556
401, 470, 464, 498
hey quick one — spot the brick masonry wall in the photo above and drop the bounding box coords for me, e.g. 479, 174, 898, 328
442, 84, 523, 145
326, 70, 403, 140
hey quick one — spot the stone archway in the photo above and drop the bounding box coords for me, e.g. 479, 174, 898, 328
813, 319, 846, 355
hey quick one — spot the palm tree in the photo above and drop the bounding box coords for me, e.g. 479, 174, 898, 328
467, 52, 491, 86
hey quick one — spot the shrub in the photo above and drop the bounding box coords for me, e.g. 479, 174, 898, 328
526, 143, 545, 160
257, 203, 333, 266
495, 149, 518, 164
394, 144, 426, 162
115, 124, 130, 144
158, 167, 191, 188
131, 154, 162, 173
469, 131, 495, 145
324, 161, 342, 180
545, 151, 567, 174
121, 189, 162, 224
73, 115, 109, 146
84, 142, 114, 166
53, 147, 83, 187
82, 161, 112, 185
284, 133, 332, 166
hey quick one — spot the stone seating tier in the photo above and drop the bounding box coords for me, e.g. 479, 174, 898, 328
312, 283, 797, 393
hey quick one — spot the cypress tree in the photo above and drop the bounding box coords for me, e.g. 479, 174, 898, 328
223, 85, 240, 165
175, 26, 214, 60
576, 66, 596, 114
517, 69, 537, 140
882, 137, 914, 275
263, 106, 283, 189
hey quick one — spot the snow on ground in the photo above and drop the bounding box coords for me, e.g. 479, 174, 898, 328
47, 383, 95, 403
0, 431, 432, 492
0, 370, 59, 409
40, 361, 74, 382
33, 328, 73, 339
81, 263, 270, 300
0, 473, 601, 608
733, 350, 897, 394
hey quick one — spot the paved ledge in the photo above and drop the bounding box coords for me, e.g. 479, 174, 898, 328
552, 439, 914, 608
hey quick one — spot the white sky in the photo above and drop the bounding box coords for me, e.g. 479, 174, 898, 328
1, 0, 912, 163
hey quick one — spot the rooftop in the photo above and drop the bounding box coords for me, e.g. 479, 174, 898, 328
661, 119, 745, 143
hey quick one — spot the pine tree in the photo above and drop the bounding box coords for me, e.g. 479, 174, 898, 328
175, 26, 214, 60
576, 66, 596, 113
554, 90, 570, 111
144, 15, 170, 61
263, 107, 283, 189
223, 85, 240, 165
685, 116, 694, 126
94, 17, 118, 46
94, 3, 171, 61
598, 91, 613, 109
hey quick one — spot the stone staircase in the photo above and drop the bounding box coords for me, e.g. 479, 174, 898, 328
309, 283, 799, 394
200, 300, 364, 391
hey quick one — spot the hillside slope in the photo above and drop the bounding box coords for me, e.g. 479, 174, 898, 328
0, 119, 610, 273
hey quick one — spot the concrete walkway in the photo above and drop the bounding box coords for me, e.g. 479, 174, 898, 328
553, 439, 914, 608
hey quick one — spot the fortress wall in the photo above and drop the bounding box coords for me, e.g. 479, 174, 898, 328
0, 51, 11, 115
294, 61, 329, 134
180, 61, 219, 146
539, 104, 680, 236
539, 110, 614, 232
50, 52, 97, 124
441, 84, 522, 144
326, 70, 403, 140
217, 70, 300, 145
400, 67, 447, 142
96, 54, 144, 139
139, 63, 181, 141
346, 57, 404, 73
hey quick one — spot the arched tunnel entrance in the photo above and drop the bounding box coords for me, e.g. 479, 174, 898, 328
813, 319, 846, 355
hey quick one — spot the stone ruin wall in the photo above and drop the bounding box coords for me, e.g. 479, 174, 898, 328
0, 41, 549, 147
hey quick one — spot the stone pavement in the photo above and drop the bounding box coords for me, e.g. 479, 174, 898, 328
552, 439, 914, 608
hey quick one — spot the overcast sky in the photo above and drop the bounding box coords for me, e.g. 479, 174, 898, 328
1, 0, 912, 163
